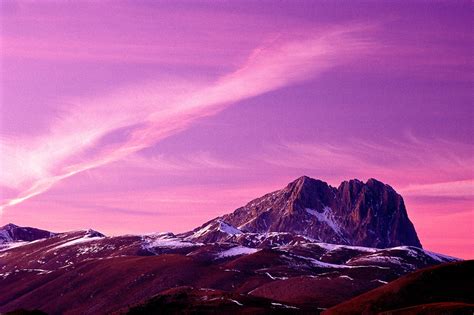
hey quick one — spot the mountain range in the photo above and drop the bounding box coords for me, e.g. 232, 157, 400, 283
0, 176, 471, 314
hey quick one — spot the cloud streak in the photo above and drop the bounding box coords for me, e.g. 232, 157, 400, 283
262, 136, 474, 193
125, 151, 240, 172
400, 180, 474, 198
0, 24, 375, 213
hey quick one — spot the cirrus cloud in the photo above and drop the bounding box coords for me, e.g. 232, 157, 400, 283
0, 24, 376, 214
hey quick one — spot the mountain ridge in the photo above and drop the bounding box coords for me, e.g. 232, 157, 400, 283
0, 224, 459, 314
1, 176, 422, 249
0, 223, 54, 245
0, 175, 461, 314
181, 176, 422, 249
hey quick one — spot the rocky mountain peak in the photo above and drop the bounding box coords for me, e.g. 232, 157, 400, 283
183, 176, 422, 248
1, 223, 19, 230
287, 176, 337, 213
0, 223, 54, 244
85, 229, 105, 238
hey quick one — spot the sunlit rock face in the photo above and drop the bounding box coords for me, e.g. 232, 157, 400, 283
182, 176, 422, 249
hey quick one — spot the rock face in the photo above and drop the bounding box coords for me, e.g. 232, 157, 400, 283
0, 223, 54, 244
183, 176, 422, 248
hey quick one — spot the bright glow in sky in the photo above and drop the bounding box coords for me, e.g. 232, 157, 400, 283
0, 1, 472, 258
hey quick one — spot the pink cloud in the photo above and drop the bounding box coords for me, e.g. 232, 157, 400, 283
261, 136, 474, 188
0, 2, 303, 67
0, 24, 375, 214
124, 151, 240, 172
400, 180, 474, 198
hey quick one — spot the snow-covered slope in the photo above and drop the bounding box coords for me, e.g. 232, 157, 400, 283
0, 224, 54, 251
0, 223, 461, 315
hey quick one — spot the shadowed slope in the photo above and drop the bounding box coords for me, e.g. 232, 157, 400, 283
324, 260, 474, 314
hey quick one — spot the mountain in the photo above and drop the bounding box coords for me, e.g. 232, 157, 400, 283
0, 224, 54, 250
0, 176, 463, 314
181, 176, 422, 248
0, 225, 457, 314
324, 260, 474, 314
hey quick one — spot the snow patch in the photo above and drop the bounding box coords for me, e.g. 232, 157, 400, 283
54, 236, 103, 249
388, 246, 421, 258
228, 299, 243, 306
271, 302, 298, 309
349, 254, 405, 265
216, 246, 259, 258
0, 238, 48, 252
306, 207, 342, 236
0, 241, 28, 252
372, 279, 388, 284
264, 272, 288, 280
237, 216, 257, 230
284, 252, 390, 270
190, 220, 241, 239
348, 247, 460, 267
142, 233, 199, 250
312, 242, 378, 253
192, 223, 214, 238
217, 220, 242, 235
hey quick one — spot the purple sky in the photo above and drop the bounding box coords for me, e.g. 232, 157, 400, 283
0, 1, 472, 258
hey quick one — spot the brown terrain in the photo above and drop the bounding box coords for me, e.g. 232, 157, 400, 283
324, 260, 474, 315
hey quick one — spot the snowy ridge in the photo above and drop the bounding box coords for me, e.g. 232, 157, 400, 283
190, 223, 214, 239
308, 242, 379, 253
345, 246, 461, 268
0, 224, 56, 245
217, 220, 242, 235
186, 220, 242, 240
53, 230, 105, 249
1, 221, 461, 315
142, 233, 201, 251
281, 252, 389, 269
54, 236, 104, 249
0, 241, 28, 252
382, 246, 459, 263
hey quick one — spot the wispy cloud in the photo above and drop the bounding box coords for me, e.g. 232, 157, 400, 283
262, 136, 474, 192
0, 24, 375, 213
0, 3, 267, 67
400, 180, 474, 198
125, 151, 239, 172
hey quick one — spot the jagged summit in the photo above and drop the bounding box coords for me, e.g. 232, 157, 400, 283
84, 229, 106, 238
183, 176, 422, 248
